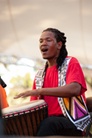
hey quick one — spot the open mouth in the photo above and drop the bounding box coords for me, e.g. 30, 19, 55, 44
41, 48, 48, 52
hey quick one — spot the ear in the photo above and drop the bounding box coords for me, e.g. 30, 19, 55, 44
57, 41, 62, 49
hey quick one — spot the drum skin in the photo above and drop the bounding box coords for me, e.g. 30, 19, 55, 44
2, 100, 48, 136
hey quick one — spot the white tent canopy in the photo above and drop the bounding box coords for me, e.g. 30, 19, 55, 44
0, 0, 92, 67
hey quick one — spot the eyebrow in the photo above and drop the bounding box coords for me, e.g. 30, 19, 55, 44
39, 37, 53, 41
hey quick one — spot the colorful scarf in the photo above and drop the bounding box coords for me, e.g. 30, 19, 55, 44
35, 57, 91, 131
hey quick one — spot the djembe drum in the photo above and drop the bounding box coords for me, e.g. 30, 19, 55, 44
2, 100, 48, 136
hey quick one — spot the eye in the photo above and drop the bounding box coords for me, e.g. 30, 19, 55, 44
39, 39, 43, 43
46, 38, 52, 42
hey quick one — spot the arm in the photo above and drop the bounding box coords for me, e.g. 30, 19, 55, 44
38, 82, 81, 97
14, 82, 81, 99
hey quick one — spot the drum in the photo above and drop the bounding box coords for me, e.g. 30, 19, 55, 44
2, 100, 48, 136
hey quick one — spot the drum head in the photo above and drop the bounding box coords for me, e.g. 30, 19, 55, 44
2, 100, 46, 116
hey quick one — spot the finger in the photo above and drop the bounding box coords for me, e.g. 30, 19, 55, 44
14, 95, 20, 99
20, 94, 29, 98
14, 94, 23, 99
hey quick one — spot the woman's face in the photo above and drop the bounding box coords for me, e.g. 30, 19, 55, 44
39, 31, 62, 60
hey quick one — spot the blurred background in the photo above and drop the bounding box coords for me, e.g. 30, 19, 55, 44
0, 0, 92, 106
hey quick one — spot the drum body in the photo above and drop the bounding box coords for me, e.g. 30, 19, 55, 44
2, 100, 48, 136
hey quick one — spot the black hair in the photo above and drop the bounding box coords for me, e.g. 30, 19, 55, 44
42, 28, 68, 69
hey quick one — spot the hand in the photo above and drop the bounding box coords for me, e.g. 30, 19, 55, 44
14, 89, 40, 99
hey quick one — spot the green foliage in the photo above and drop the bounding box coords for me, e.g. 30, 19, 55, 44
10, 73, 32, 88
7, 73, 33, 105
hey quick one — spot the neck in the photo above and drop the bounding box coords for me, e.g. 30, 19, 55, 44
47, 58, 57, 67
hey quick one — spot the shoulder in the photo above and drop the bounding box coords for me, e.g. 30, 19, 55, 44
66, 56, 80, 64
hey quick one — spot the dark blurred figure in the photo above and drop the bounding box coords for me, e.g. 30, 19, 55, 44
0, 103, 4, 136
0, 77, 9, 109
0, 77, 9, 136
